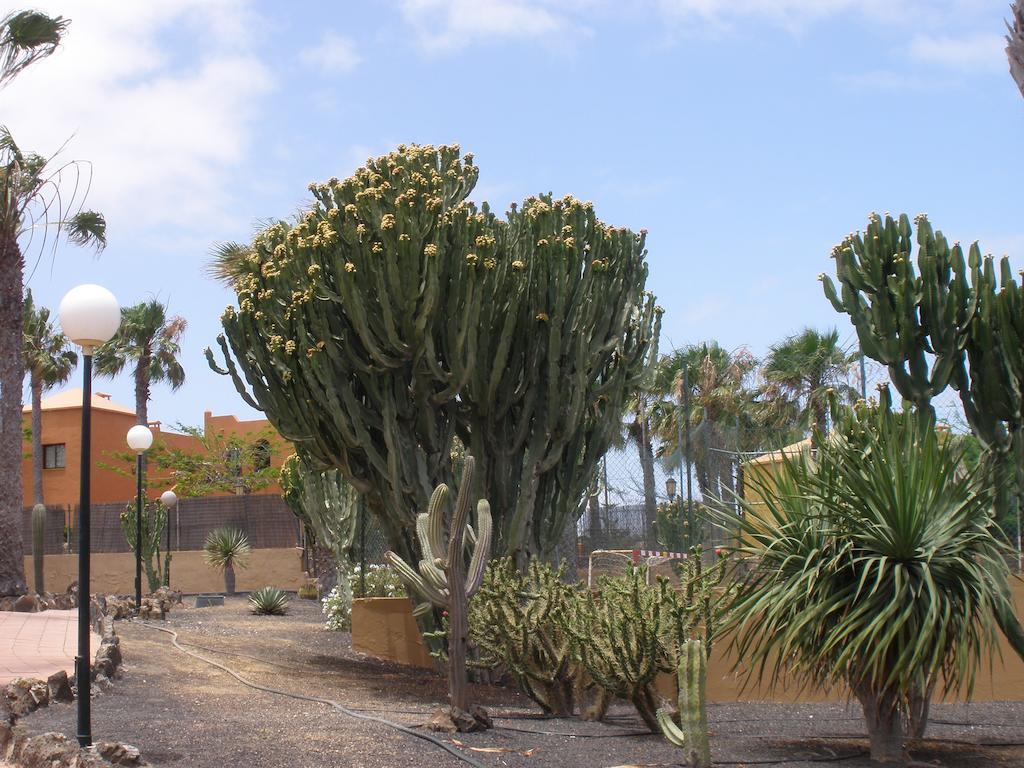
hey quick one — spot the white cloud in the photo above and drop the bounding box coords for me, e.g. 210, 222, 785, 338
908, 33, 1005, 72
0, 0, 273, 241
398, 0, 574, 51
301, 31, 361, 73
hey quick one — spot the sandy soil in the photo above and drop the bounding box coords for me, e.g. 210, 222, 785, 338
12, 597, 1024, 767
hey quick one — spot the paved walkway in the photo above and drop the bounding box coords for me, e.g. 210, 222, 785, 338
0, 609, 100, 685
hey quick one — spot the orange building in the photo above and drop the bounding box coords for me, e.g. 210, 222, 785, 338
21, 389, 288, 509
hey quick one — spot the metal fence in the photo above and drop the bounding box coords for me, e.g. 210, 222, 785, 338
22, 494, 300, 555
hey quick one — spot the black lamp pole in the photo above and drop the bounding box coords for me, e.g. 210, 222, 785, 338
76, 353, 93, 748
135, 452, 143, 609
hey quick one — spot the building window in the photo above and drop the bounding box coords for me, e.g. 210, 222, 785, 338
43, 443, 66, 469
251, 439, 272, 472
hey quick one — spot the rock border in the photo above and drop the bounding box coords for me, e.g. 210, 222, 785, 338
0, 590, 171, 768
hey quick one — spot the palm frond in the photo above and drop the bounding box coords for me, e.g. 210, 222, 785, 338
63, 210, 106, 250
1, 11, 68, 86
1009, 0, 1024, 98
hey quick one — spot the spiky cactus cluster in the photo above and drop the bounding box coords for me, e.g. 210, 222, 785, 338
469, 558, 578, 716
385, 455, 492, 718
207, 144, 659, 566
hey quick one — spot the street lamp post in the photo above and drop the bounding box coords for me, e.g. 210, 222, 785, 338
58, 284, 121, 749
160, 490, 177, 587
665, 476, 677, 503
126, 425, 153, 610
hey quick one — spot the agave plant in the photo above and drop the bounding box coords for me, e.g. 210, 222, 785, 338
723, 399, 1024, 764
203, 527, 251, 596
249, 586, 289, 616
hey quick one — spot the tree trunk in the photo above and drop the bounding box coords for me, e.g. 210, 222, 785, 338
224, 564, 236, 595
135, 357, 150, 480
853, 679, 906, 764
631, 684, 662, 733
0, 229, 27, 596
31, 373, 44, 506
905, 678, 933, 741
637, 422, 657, 544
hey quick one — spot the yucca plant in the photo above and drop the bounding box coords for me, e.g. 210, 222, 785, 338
203, 527, 251, 596
723, 398, 1024, 764
249, 586, 289, 616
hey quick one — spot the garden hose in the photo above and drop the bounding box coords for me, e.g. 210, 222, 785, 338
140, 622, 488, 768
141, 624, 1024, 763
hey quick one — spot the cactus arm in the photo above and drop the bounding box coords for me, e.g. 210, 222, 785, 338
465, 500, 492, 597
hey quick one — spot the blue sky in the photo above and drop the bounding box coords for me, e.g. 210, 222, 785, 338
2, 0, 1021, 431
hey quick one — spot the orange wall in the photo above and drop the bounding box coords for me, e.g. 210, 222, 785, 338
22, 404, 290, 508
22, 406, 141, 507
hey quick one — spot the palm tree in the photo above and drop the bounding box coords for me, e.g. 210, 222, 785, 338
725, 402, 1024, 763
0, 11, 67, 87
0, 11, 103, 597
761, 328, 856, 440
23, 289, 76, 506
652, 343, 759, 505
94, 300, 187, 427
1009, 1, 1024, 98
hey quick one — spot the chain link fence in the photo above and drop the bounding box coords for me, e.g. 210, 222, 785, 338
22, 494, 300, 555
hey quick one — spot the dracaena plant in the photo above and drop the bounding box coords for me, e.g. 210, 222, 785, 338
722, 397, 1024, 765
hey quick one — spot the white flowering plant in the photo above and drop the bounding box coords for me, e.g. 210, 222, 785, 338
321, 563, 407, 631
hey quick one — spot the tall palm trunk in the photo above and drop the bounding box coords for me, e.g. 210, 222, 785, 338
0, 230, 27, 596
636, 419, 657, 541
135, 352, 150, 481
31, 372, 43, 505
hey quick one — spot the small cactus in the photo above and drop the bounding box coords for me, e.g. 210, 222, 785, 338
31, 504, 45, 595
656, 639, 711, 768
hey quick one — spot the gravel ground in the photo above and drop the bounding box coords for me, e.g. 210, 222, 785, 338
14, 597, 1024, 767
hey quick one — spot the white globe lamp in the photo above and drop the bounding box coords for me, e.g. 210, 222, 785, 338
58, 284, 120, 352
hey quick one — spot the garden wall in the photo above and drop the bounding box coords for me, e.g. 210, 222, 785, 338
23, 547, 306, 595
354, 581, 1024, 703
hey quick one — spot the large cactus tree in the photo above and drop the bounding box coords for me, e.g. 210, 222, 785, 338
821, 212, 1024, 563
207, 144, 659, 564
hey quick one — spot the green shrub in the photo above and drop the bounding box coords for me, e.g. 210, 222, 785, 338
249, 586, 289, 616
203, 526, 251, 595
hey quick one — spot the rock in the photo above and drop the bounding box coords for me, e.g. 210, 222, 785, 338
47, 671, 74, 703
0, 720, 13, 752
13, 594, 39, 612
468, 703, 492, 730
0, 596, 15, 612
424, 707, 458, 733
425, 705, 490, 733
3, 678, 48, 717
74, 750, 111, 767
1, 723, 27, 762
95, 741, 142, 765
53, 592, 75, 610
17, 732, 78, 768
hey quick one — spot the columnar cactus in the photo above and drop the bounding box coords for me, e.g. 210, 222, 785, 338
280, 451, 358, 565
31, 503, 44, 595
822, 213, 1024, 561
657, 639, 711, 768
120, 501, 170, 593
469, 558, 578, 716
384, 455, 492, 720
206, 144, 659, 566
